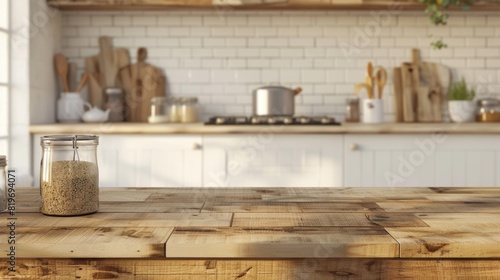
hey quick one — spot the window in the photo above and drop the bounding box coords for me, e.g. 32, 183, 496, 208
0, 0, 9, 155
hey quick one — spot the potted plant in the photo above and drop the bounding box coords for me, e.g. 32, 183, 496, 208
448, 78, 476, 123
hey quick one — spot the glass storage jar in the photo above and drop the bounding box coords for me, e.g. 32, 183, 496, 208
345, 98, 360, 123
148, 97, 169, 123
180, 97, 199, 123
105, 87, 125, 122
0, 155, 7, 212
169, 97, 181, 123
476, 98, 500, 122
40, 135, 99, 216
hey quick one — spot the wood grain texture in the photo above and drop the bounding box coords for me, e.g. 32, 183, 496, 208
6, 258, 500, 279
166, 227, 399, 258
29, 122, 500, 135
232, 213, 428, 227
5, 187, 500, 263
0, 227, 171, 258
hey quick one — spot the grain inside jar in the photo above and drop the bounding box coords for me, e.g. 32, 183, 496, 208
40, 160, 99, 216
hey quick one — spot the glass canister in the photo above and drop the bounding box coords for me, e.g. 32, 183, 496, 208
169, 97, 181, 123
0, 155, 6, 212
476, 98, 500, 122
148, 97, 169, 123
180, 97, 199, 123
105, 87, 125, 122
40, 135, 99, 216
345, 98, 360, 123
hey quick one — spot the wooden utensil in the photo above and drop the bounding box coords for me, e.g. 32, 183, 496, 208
401, 63, 416, 122
99, 36, 118, 87
76, 73, 89, 93
393, 67, 404, 122
54, 53, 70, 92
68, 62, 77, 92
366, 62, 374, 99
375, 67, 387, 99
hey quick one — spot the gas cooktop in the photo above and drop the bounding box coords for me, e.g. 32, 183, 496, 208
205, 116, 341, 125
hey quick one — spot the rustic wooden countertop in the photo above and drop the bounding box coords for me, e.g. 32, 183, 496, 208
3, 187, 500, 259
29, 122, 500, 135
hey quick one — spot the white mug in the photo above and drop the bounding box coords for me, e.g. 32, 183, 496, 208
362, 99, 384, 123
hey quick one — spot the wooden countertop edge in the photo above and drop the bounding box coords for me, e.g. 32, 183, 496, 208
29, 123, 500, 135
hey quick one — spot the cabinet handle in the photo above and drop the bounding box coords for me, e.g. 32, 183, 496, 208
192, 143, 202, 150
350, 143, 359, 151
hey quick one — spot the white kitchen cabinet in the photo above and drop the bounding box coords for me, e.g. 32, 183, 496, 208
33, 134, 203, 188
344, 134, 500, 187
203, 135, 343, 187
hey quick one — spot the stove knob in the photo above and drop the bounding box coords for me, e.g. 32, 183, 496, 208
268, 117, 276, 124
300, 117, 310, 124
216, 117, 226, 124
321, 117, 334, 124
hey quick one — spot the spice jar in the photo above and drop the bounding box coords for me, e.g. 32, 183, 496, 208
105, 87, 125, 122
0, 155, 7, 212
40, 135, 99, 216
476, 98, 500, 122
345, 98, 360, 123
169, 97, 181, 123
180, 97, 199, 123
148, 97, 169, 123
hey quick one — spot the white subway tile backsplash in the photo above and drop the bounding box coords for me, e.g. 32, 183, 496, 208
280, 70, 301, 82
293, 59, 313, 68
67, 16, 90, 26
190, 27, 212, 37
169, 27, 190, 36
248, 16, 271, 26
158, 16, 181, 26
237, 48, 260, 58
123, 27, 146, 37
101, 27, 123, 36
67, 38, 90, 47
79, 27, 100, 37
182, 16, 203, 26
159, 38, 180, 47
203, 16, 226, 26
280, 48, 303, 58
132, 16, 157, 26
62, 11, 500, 120
266, 38, 288, 47
92, 16, 113, 26
467, 58, 485, 68
212, 27, 234, 37
114, 16, 132, 26
290, 38, 314, 47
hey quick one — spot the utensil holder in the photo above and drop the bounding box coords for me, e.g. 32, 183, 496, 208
362, 99, 384, 123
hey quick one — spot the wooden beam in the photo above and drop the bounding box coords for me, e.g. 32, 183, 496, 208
6, 258, 500, 279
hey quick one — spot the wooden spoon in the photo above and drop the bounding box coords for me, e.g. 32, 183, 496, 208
376, 68, 388, 99
76, 73, 89, 93
54, 53, 70, 92
366, 62, 374, 99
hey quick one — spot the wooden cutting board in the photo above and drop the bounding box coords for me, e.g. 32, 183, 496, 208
121, 48, 165, 122
395, 49, 451, 123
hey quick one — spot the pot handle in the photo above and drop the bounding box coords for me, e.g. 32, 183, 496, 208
293, 87, 302, 96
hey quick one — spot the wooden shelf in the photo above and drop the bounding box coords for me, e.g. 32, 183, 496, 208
47, 0, 427, 11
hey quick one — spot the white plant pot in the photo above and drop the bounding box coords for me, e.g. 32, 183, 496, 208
448, 100, 476, 123
362, 99, 384, 123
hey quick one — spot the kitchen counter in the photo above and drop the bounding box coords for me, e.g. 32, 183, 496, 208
3, 187, 500, 278
29, 122, 500, 134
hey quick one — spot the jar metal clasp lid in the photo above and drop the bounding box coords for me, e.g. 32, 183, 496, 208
72, 135, 80, 162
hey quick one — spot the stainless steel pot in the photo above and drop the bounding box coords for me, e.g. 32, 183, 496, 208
252, 86, 302, 116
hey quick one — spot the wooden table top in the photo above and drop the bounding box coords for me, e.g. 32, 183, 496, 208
2, 187, 500, 259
